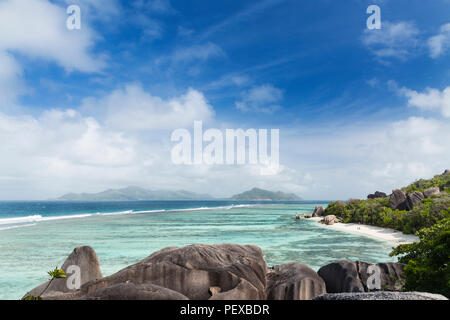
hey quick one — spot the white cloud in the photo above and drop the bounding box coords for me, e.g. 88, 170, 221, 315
362, 21, 420, 61
171, 42, 225, 64
82, 84, 215, 131
0, 109, 141, 199
0, 51, 24, 107
428, 23, 450, 58
0, 0, 105, 73
390, 81, 450, 118
235, 84, 283, 113
282, 117, 450, 200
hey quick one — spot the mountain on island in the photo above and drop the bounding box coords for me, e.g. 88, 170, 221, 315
56, 186, 215, 201
230, 188, 302, 201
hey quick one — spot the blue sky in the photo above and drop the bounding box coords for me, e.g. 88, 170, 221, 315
0, 0, 450, 200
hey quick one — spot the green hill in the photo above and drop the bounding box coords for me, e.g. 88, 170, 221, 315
56, 186, 215, 201
230, 188, 302, 201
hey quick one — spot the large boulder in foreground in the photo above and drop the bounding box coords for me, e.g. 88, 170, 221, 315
313, 292, 448, 300
23, 246, 102, 299
81, 244, 267, 300
82, 283, 189, 300
312, 206, 325, 217
266, 262, 326, 300
406, 191, 425, 211
389, 189, 407, 210
317, 261, 405, 293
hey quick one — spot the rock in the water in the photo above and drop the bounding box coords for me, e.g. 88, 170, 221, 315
313, 292, 448, 300
81, 244, 267, 300
367, 191, 387, 199
424, 187, 440, 198
321, 215, 341, 225
317, 261, 405, 293
23, 246, 102, 299
312, 206, 325, 217
389, 189, 407, 210
266, 262, 326, 300
82, 283, 189, 300
406, 191, 425, 210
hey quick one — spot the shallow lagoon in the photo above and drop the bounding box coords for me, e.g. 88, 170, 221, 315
0, 202, 397, 299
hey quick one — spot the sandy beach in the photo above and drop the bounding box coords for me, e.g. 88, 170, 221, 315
312, 218, 419, 245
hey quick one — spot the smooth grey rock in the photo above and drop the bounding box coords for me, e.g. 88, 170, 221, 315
406, 191, 425, 210
313, 292, 448, 300
81, 244, 267, 300
320, 215, 341, 225
317, 260, 365, 293
266, 262, 326, 300
23, 246, 102, 299
424, 187, 440, 198
317, 261, 405, 293
312, 206, 325, 217
82, 282, 189, 300
389, 189, 407, 210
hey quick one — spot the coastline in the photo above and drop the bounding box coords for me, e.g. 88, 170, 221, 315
312, 217, 419, 245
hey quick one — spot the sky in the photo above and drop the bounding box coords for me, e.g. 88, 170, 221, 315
0, 0, 449, 200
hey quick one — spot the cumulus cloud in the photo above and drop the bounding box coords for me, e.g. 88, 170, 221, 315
362, 21, 420, 61
0, 0, 106, 107
81, 84, 215, 131
283, 116, 450, 200
235, 84, 283, 113
428, 23, 450, 58
0, 51, 24, 107
0, 109, 141, 199
389, 81, 450, 118
0, 0, 105, 73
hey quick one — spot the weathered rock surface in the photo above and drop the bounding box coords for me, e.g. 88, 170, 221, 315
424, 187, 440, 198
312, 206, 325, 217
23, 246, 102, 299
82, 283, 189, 300
26, 244, 444, 301
80, 244, 267, 300
317, 261, 405, 293
389, 189, 407, 210
367, 191, 387, 199
313, 292, 448, 300
266, 262, 326, 300
406, 191, 425, 210
320, 215, 341, 225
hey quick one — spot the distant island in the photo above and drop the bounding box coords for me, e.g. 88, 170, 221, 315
56, 187, 302, 201
56, 186, 215, 201
230, 188, 302, 201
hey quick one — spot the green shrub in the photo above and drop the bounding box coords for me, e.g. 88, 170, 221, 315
390, 217, 450, 297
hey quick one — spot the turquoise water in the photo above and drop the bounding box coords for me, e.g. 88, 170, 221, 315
0, 202, 398, 300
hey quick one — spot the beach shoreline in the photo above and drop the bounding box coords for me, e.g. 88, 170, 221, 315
311, 217, 419, 245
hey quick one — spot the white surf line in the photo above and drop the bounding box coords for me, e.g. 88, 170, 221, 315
311, 217, 419, 245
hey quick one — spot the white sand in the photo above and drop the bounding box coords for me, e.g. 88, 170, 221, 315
311, 217, 419, 245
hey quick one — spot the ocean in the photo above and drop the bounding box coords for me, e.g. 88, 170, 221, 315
0, 200, 398, 300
